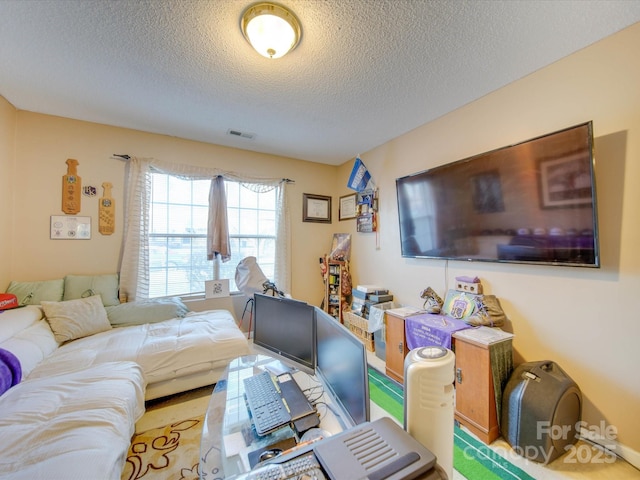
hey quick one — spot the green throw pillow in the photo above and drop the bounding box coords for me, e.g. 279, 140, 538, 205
105, 297, 190, 327
6, 279, 65, 305
63, 274, 120, 306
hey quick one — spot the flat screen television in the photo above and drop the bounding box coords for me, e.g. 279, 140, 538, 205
252, 293, 316, 375
396, 121, 600, 267
315, 307, 370, 427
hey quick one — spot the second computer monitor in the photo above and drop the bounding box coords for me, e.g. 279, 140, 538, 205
315, 307, 370, 427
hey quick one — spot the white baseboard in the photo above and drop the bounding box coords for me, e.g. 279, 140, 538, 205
579, 426, 640, 470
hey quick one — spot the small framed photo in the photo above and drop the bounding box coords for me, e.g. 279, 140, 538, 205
303, 193, 332, 223
357, 213, 375, 233
339, 193, 357, 220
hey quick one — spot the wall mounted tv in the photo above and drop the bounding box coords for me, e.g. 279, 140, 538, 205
396, 122, 599, 267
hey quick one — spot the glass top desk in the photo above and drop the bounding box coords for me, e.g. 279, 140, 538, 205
199, 354, 347, 480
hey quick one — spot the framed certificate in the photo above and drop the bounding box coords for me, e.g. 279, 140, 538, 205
50, 215, 91, 239
303, 193, 331, 223
339, 193, 357, 220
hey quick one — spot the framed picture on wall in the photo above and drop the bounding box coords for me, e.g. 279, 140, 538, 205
50, 215, 91, 239
339, 193, 357, 220
303, 193, 332, 223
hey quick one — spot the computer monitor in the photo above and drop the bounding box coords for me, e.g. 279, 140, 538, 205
315, 307, 370, 427
252, 293, 316, 375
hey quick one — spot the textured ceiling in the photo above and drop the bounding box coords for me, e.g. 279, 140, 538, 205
1, 1, 639, 165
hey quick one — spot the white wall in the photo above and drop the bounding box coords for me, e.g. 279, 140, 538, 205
338, 24, 640, 455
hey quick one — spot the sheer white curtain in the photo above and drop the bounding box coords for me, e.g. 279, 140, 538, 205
274, 181, 290, 292
119, 156, 291, 301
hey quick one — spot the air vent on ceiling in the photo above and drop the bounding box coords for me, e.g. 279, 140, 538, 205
227, 129, 255, 140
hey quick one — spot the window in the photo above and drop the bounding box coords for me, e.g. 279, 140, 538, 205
149, 173, 277, 298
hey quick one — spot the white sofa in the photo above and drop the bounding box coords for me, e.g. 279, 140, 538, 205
0, 299, 249, 480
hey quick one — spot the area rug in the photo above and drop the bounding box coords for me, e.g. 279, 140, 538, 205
122, 415, 204, 480
368, 367, 535, 480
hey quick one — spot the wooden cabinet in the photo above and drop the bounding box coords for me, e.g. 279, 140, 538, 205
324, 260, 348, 323
452, 334, 500, 444
384, 312, 409, 383
382, 313, 508, 444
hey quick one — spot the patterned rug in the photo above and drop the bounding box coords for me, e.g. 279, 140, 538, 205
122, 416, 204, 480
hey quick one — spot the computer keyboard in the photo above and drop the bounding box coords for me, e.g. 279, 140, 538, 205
244, 371, 292, 436
239, 452, 327, 480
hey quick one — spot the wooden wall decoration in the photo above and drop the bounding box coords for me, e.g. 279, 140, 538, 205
62, 158, 81, 214
99, 182, 115, 235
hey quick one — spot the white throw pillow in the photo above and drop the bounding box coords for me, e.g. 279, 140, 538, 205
41, 295, 112, 343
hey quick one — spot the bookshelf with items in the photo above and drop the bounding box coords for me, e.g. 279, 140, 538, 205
324, 260, 348, 323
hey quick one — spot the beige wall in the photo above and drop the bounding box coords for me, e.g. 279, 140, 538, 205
6, 112, 339, 306
0, 96, 16, 284
2, 22, 639, 458
339, 24, 640, 455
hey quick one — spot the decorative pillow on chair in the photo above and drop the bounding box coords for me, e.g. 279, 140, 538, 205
41, 295, 112, 343
63, 274, 120, 306
6, 279, 64, 305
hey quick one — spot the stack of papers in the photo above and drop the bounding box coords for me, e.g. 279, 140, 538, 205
453, 326, 514, 345
386, 306, 424, 318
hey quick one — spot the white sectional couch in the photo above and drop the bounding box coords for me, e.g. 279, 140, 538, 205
0, 292, 249, 479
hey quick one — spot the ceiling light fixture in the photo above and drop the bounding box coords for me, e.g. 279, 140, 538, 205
241, 2, 301, 59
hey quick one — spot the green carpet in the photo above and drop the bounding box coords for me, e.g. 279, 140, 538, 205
368, 367, 535, 480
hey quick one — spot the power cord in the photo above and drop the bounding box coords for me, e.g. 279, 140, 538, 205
241, 297, 254, 339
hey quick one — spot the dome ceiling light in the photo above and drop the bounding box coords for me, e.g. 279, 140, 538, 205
241, 2, 301, 59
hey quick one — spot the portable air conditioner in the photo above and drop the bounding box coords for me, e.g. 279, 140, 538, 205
404, 346, 455, 480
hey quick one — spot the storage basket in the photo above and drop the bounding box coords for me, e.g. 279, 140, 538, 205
344, 311, 375, 351
344, 311, 371, 331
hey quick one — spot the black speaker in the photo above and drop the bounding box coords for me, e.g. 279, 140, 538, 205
501, 360, 581, 464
